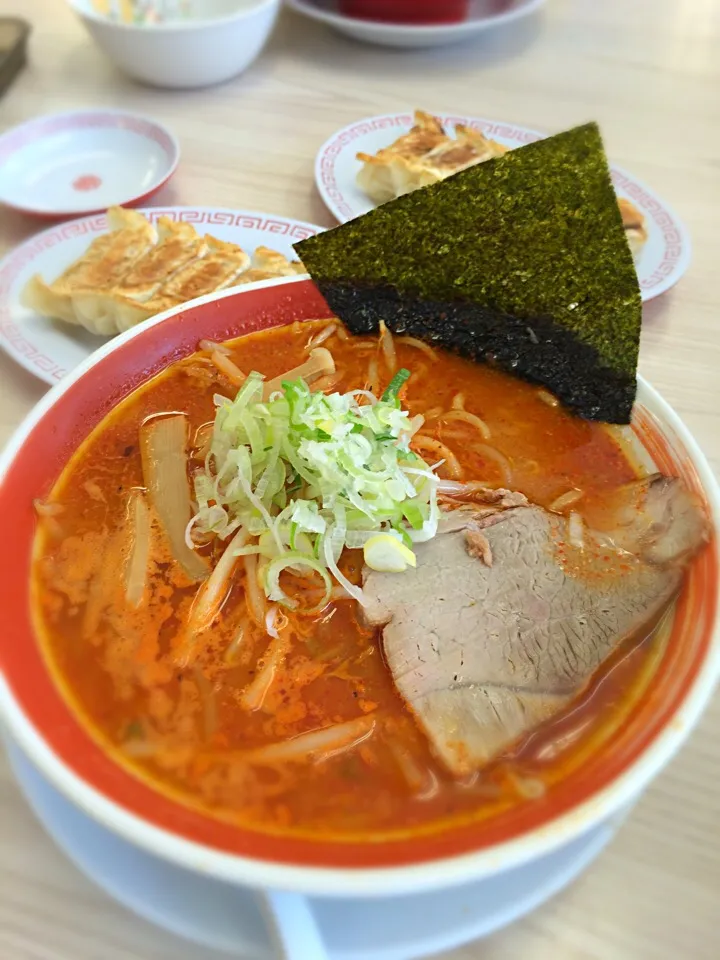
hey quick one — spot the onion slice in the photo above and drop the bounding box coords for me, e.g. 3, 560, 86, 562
262, 348, 335, 400
243, 553, 267, 627
265, 552, 332, 611
440, 409, 491, 440
210, 350, 246, 386
124, 491, 151, 608
306, 324, 338, 350
200, 339, 232, 356
379, 320, 397, 375
473, 443, 512, 487
240, 628, 290, 712
550, 489, 584, 512
187, 528, 248, 636
140, 415, 208, 582
244, 715, 376, 766
396, 336, 438, 362
411, 436, 463, 480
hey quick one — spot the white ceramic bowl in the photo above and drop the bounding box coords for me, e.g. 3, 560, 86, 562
0, 278, 718, 957
67, 0, 281, 89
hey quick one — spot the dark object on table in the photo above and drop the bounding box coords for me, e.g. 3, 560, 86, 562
0, 18, 30, 99
296, 123, 642, 424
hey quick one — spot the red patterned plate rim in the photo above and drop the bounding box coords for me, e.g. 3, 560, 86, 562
314, 112, 692, 302
0, 206, 322, 387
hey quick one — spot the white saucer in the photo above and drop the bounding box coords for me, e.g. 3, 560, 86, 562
0, 110, 180, 218
0, 206, 322, 385
315, 112, 692, 301
6, 736, 621, 960
286, 0, 546, 48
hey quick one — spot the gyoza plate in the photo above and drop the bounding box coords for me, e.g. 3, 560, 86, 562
315, 113, 691, 302
0, 206, 322, 386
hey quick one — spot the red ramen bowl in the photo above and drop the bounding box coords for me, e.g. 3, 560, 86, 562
339, 1, 471, 24
0, 277, 718, 906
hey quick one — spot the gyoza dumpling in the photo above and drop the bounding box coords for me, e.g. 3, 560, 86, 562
251, 246, 304, 276
22, 206, 310, 339
232, 247, 306, 288
356, 111, 448, 203
108, 235, 252, 332
160, 235, 252, 299
72, 218, 206, 333
618, 197, 648, 262
356, 110, 507, 203
22, 206, 155, 333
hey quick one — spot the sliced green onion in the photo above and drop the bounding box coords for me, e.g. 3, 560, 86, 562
382, 368, 411, 405
233, 545, 264, 556
402, 502, 425, 530
323, 535, 365, 606
265, 552, 332, 611
190, 364, 439, 603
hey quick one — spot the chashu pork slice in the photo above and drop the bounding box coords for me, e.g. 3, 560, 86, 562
363, 477, 708, 777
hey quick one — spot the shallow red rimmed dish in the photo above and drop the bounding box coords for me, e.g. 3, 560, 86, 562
338, 0, 471, 23
0, 109, 179, 218
0, 276, 718, 899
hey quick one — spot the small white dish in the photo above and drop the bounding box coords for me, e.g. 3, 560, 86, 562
285, 0, 546, 48
0, 205, 322, 385
68, 0, 281, 88
5, 735, 621, 959
315, 112, 692, 301
0, 110, 179, 219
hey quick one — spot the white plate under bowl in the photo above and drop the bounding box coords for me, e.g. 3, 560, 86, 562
0, 110, 180, 218
5, 735, 621, 960
286, 0, 546, 48
315, 112, 691, 301
0, 206, 322, 385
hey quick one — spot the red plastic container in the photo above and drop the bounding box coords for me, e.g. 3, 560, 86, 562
338, 0, 471, 25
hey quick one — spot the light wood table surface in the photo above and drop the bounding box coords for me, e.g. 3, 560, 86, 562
1, 1, 719, 958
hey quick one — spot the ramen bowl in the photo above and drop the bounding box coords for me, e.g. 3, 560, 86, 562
0, 278, 718, 950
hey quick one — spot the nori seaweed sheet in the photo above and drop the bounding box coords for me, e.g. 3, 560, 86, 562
296, 122, 642, 423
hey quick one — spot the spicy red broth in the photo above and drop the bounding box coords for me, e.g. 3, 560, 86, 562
32, 319, 666, 842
